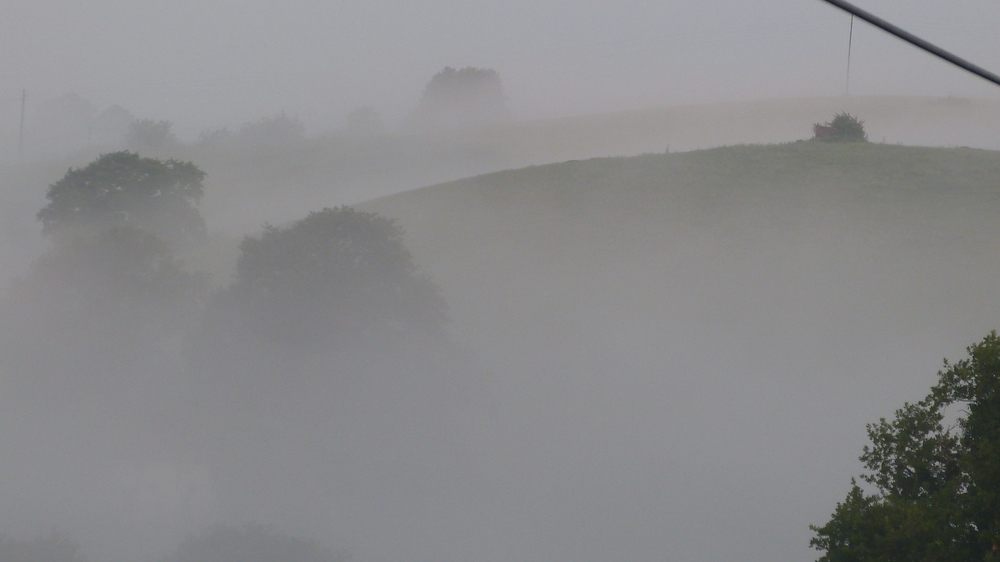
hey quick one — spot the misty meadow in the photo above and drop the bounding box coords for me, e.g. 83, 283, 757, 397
3, 1, 1000, 561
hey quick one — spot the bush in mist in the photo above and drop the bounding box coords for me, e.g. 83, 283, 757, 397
37, 151, 207, 250
166, 524, 345, 562
406, 66, 511, 131
200, 206, 446, 354
126, 119, 180, 152
811, 331, 1000, 562
812, 112, 868, 143
0, 532, 86, 562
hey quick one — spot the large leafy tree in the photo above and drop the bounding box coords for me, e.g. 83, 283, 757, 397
203, 206, 447, 353
811, 332, 1000, 562
407, 66, 511, 131
188, 208, 458, 521
37, 151, 207, 250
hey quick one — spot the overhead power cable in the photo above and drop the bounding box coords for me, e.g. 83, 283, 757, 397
819, 0, 1000, 88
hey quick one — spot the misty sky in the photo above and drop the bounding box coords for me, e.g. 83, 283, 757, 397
3, 0, 1000, 139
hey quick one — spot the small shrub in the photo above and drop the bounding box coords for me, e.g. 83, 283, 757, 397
812, 112, 868, 143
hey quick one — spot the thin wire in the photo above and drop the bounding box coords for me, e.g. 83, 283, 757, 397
820, 0, 1000, 88
845, 14, 854, 96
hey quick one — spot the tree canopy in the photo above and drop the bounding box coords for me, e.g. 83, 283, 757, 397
407, 66, 511, 131
204, 206, 446, 352
810, 331, 1000, 562
813, 112, 868, 143
37, 151, 207, 249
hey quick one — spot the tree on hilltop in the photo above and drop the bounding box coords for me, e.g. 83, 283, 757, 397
812, 112, 868, 143
407, 66, 511, 131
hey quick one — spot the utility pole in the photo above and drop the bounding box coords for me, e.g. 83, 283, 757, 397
18, 89, 25, 161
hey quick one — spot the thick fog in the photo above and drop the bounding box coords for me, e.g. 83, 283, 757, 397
2, 2, 1000, 562
3, 0, 1000, 146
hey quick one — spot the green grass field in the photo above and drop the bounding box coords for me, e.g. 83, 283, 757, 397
360, 139, 1000, 561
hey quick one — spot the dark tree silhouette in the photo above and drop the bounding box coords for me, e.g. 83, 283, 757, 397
812, 112, 868, 143
407, 66, 511, 131
37, 151, 207, 250
203, 206, 446, 353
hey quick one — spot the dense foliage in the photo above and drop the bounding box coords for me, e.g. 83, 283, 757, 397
203, 206, 447, 352
407, 66, 511, 130
37, 151, 207, 249
813, 113, 868, 143
811, 332, 1000, 562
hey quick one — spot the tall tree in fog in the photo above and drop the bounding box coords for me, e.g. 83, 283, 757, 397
189, 207, 467, 530
406, 66, 511, 131
201, 206, 446, 354
37, 151, 207, 250
0, 153, 212, 546
811, 331, 1000, 562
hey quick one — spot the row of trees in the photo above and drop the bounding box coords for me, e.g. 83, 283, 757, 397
27, 150, 447, 346
0, 151, 464, 558
25, 67, 510, 159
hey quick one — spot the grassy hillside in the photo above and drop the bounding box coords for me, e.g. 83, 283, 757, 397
4, 95, 999, 250
362, 141, 1000, 562
366, 142, 1000, 340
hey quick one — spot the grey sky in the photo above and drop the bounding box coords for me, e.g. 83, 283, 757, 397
3, 0, 1000, 138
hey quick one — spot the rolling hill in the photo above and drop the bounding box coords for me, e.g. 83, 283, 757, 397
361, 140, 1000, 562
